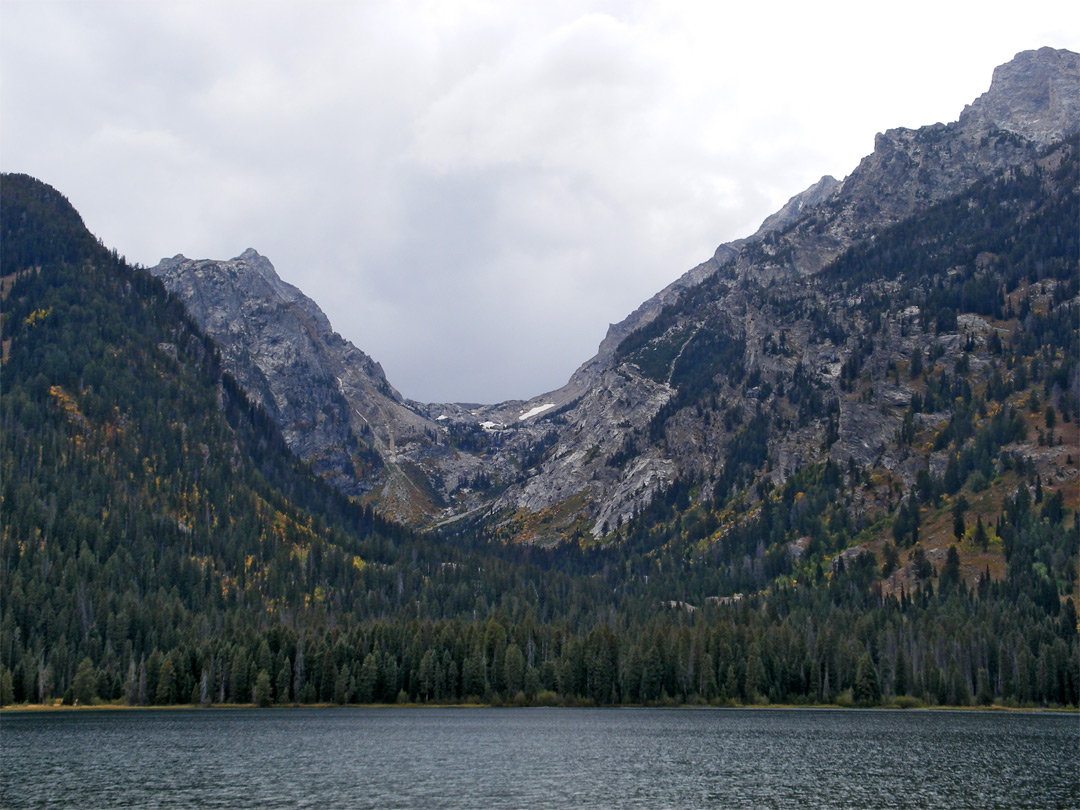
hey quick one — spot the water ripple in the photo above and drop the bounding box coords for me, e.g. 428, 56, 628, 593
1, 708, 1076, 809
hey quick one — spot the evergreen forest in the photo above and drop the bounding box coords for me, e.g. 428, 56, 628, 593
1, 155, 1077, 710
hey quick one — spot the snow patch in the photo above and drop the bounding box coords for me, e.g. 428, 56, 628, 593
518, 403, 555, 421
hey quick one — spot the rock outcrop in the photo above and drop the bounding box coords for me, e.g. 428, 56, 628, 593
959, 46, 1080, 147
153, 249, 441, 507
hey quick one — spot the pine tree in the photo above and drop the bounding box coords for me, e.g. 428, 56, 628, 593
0, 667, 13, 706
953, 505, 966, 543
254, 670, 272, 707
974, 516, 988, 550
276, 657, 292, 705
73, 657, 98, 706
155, 656, 177, 705
854, 653, 880, 706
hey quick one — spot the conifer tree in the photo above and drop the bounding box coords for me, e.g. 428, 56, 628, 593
73, 658, 98, 706
854, 653, 880, 706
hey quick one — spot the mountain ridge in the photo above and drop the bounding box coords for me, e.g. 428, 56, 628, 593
149, 47, 1079, 538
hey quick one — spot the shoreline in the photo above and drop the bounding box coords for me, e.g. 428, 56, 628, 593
3, 701, 1076, 714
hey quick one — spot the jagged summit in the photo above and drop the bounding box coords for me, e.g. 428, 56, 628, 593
959, 47, 1080, 146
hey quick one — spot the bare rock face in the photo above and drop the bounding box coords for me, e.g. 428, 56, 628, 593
155, 48, 1078, 541
152, 249, 441, 506
959, 46, 1080, 147
153, 250, 354, 460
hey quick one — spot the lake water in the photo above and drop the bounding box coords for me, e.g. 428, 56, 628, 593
1, 707, 1077, 809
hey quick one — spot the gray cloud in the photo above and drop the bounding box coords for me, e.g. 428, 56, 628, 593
3, 1, 1076, 402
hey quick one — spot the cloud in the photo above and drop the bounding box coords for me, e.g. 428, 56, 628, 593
3, 0, 1078, 402
411, 14, 660, 170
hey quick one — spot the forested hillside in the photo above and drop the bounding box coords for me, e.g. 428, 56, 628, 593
1, 158, 1077, 709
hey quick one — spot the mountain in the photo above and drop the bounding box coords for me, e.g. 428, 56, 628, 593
0, 172, 670, 705
150, 47, 1079, 545
537, 46, 1080, 539
151, 249, 427, 503
2, 52, 1077, 711
0, 173, 432, 701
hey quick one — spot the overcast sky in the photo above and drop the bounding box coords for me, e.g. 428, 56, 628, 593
3, 1, 1076, 403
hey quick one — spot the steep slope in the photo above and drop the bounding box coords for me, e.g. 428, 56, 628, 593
620, 135, 1077, 581
0, 173, 409, 624
486, 46, 1080, 539
149, 251, 541, 524
152, 250, 429, 503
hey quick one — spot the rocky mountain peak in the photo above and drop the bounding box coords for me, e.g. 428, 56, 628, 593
233, 248, 293, 296
959, 47, 1080, 145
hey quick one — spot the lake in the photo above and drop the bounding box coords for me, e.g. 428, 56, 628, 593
1, 707, 1076, 809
